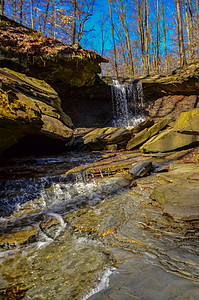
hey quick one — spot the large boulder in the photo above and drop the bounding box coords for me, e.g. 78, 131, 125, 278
173, 108, 199, 134
0, 68, 73, 155
126, 118, 169, 150
141, 128, 199, 153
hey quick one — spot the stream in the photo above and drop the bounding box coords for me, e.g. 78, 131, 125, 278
0, 152, 199, 300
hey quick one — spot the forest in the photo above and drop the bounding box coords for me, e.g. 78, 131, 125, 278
0, 0, 199, 77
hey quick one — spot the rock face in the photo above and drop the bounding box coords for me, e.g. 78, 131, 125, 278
0, 16, 107, 89
0, 68, 73, 155
59, 82, 112, 128
147, 94, 199, 122
0, 16, 108, 129
142, 62, 199, 100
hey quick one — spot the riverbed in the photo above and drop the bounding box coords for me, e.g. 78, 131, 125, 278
0, 152, 199, 300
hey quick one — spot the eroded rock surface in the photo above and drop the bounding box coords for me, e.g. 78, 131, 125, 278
173, 108, 199, 134
0, 68, 73, 154
0, 16, 107, 88
150, 163, 199, 221
83, 127, 131, 150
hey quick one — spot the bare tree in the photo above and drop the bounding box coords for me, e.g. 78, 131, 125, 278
43, 0, 50, 34
72, 0, 77, 44
0, 0, 5, 16
160, 0, 168, 73
19, 0, 23, 23
156, 0, 161, 74
111, 0, 134, 75
30, 0, 34, 29
175, 0, 186, 66
145, 0, 151, 75
76, 0, 95, 45
136, 0, 146, 75
184, 0, 194, 62
108, 0, 118, 77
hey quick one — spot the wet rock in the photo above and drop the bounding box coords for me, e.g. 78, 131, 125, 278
150, 179, 199, 221
173, 108, 199, 134
104, 144, 117, 151
0, 225, 39, 248
129, 161, 152, 177
141, 128, 199, 153
41, 115, 73, 141
83, 127, 131, 150
126, 118, 169, 150
65, 153, 144, 178
40, 214, 65, 239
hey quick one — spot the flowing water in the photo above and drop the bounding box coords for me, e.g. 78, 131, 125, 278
111, 80, 145, 128
0, 153, 199, 300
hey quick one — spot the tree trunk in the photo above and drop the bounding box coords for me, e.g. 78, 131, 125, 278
160, 0, 168, 73
119, 0, 134, 75
184, 0, 194, 62
108, 0, 118, 77
156, 0, 161, 74
19, 0, 23, 24
137, 0, 146, 75
72, 0, 77, 44
111, 0, 134, 76
175, 0, 186, 66
30, 0, 34, 29
43, 0, 50, 34
0, 0, 4, 16
145, 0, 151, 75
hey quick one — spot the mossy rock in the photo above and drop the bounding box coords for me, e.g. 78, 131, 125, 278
173, 108, 199, 134
0, 67, 73, 155
126, 118, 169, 150
141, 128, 199, 153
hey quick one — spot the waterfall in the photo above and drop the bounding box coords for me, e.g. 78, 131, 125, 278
111, 80, 145, 128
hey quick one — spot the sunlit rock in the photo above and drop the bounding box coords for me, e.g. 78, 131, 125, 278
126, 118, 169, 150
173, 108, 199, 134
141, 128, 199, 153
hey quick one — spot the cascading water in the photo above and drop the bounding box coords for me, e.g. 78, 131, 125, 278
111, 79, 145, 128
111, 80, 130, 128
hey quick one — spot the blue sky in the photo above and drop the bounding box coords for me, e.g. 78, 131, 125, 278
81, 0, 113, 54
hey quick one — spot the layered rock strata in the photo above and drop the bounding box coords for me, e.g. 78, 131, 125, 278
0, 68, 73, 155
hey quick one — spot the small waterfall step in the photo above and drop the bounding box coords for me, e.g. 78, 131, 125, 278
111, 79, 145, 128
